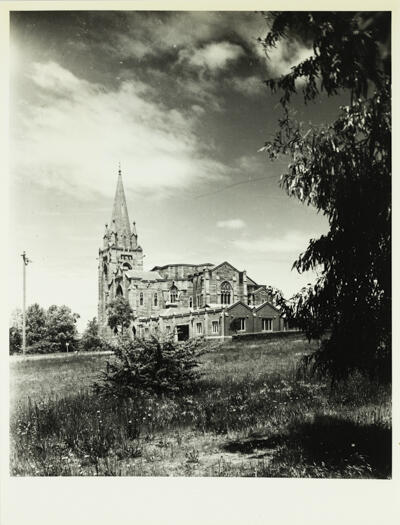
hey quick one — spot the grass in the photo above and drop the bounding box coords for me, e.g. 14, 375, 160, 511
10, 338, 391, 477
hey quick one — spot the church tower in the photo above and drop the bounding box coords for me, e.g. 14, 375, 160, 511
98, 167, 143, 336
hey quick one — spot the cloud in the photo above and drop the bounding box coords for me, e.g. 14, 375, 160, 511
217, 219, 246, 230
230, 75, 265, 96
264, 39, 314, 78
181, 41, 245, 71
11, 61, 229, 200
232, 232, 316, 254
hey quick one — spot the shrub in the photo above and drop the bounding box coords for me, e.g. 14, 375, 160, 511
95, 334, 206, 397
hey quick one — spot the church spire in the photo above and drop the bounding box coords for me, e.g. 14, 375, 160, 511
110, 166, 131, 247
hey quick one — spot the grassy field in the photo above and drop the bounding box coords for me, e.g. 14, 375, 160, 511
10, 337, 391, 477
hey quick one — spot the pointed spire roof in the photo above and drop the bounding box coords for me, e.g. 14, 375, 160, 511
110, 166, 131, 242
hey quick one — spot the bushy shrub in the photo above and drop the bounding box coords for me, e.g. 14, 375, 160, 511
9, 327, 22, 355
95, 334, 206, 397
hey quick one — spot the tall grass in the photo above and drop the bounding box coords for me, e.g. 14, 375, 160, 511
10, 338, 391, 477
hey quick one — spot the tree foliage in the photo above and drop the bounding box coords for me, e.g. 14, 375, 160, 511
106, 296, 133, 335
95, 334, 206, 398
260, 12, 391, 380
9, 303, 79, 354
80, 317, 106, 352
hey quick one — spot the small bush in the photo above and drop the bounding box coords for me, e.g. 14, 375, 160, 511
95, 334, 206, 398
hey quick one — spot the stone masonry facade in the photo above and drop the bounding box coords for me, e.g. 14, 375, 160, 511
98, 170, 286, 340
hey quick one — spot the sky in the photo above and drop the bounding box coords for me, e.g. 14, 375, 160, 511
9, 10, 346, 332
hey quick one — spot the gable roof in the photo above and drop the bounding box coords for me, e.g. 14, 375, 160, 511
211, 261, 241, 274
253, 301, 282, 314
225, 300, 253, 313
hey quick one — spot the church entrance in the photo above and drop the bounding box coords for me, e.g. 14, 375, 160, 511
176, 324, 189, 341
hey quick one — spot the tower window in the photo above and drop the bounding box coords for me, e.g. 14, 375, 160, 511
170, 285, 178, 303
139, 292, 143, 306
189, 296, 193, 308
220, 281, 232, 305
154, 293, 158, 307
116, 284, 123, 297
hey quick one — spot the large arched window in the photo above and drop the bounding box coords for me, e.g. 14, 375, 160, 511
116, 284, 123, 297
220, 281, 232, 305
122, 262, 132, 271
139, 292, 144, 306
170, 285, 178, 303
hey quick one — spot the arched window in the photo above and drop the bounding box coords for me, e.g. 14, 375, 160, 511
154, 293, 158, 307
103, 263, 108, 280
122, 262, 132, 270
170, 285, 178, 303
189, 296, 193, 308
116, 284, 123, 297
220, 281, 232, 305
139, 292, 143, 306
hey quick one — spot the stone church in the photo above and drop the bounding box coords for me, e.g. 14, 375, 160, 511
98, 169, 285, 340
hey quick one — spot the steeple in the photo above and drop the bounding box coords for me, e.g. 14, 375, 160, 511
110, 166, 131, 247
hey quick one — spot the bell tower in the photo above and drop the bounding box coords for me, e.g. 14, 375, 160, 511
98, 166, 144, 335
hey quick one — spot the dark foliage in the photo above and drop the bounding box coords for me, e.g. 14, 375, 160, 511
260, 12, 391, 380
9, 327, 22, 355
95, 334, 206, 397
80, 317, 106, 352
9, 303, 80, 354
106, 296, 133, 335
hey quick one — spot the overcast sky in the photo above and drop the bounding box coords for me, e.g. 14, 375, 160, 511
9, 11, 346, 331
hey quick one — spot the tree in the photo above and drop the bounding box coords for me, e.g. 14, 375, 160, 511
25, 303, 47, 346
260, 12, 391, 380
80, 317, 103, 352
9, 327, 22, 355
44, 305, 80, 352
95, 334, 205, 398
106, 296, 133, 335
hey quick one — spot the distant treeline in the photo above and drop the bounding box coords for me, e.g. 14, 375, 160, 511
9, 304, 106, 354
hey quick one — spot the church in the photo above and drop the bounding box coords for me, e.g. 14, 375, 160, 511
98, 169, 285, 340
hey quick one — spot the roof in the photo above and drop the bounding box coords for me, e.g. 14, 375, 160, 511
125, 270, 163, 281
151, 263, 214, 270
225, 300, 253, 312
253, 301, 282, 314
211, 261, 240, 273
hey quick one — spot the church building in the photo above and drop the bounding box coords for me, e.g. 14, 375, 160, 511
98, 169, 285, 340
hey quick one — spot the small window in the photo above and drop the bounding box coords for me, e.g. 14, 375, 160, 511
238, 318, 246, 331
170, 285, 178, 303
139, 292, 143, 306
166, 325, 171, 332
262, 318, 273, 332
196, 322, 203, 335
189, 296, 193, 308
212, 320, 219, 334
154, 293, 158, 307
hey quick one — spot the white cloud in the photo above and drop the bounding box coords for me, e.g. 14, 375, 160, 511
264, 39, 314, 78
231, 75, 264, 96
217, 218, 246, 230
232, 232, 316, 254
180, 41, 245, 71
11, 61, 229, 200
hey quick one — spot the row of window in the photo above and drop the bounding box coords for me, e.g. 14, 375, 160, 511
137, 318, 274, 338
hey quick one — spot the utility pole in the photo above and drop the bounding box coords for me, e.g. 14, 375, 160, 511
21, 251, 31, 354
